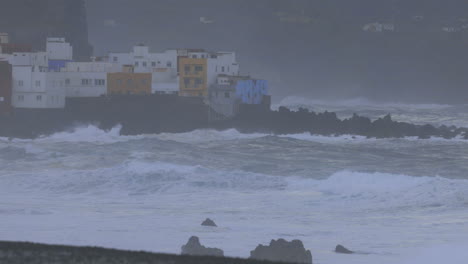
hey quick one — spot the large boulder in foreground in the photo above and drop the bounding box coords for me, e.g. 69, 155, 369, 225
250, 239, 312, 264
181, 236, 224, 257
335, 244, 354, 254
201, 218, 217, 227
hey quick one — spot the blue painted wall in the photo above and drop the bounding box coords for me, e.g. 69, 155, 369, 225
235, 79, 268, 104
48, 60, 72, 72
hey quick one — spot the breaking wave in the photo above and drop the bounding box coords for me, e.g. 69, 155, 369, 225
3, 156, 468, 210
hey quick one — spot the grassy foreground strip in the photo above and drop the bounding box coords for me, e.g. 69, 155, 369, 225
0, 241, 284, 264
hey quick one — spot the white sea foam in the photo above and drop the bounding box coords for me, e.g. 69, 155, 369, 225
275, 96, 453, 111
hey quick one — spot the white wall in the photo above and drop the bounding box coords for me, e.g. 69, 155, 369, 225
151, 68, 179, 93
62, 62, 120, 73
10, 52, 48, 67
63, 71, 108, 97
47, 38, 73, 60
0, 33, 9, 44
12, 67, 65, 109
207, 52, 239, 88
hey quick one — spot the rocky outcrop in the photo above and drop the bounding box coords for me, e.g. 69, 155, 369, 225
250, 239, 312, 264
335, 245, 354, 254
201, 218, 217, 227
181, 236, 224, 257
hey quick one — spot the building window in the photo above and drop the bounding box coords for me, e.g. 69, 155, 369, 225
141, 79, 147, 85
184, 65, 191, 74
95, 79, 105, 86
18, 95, 24, 102
225, 92, 230, 98
152, 62, 156, 67
65, 79, 70, 85
82, 79, 90, 85
36, 95, 42, 101
117, 79, 122, 86
135, 62, 139, 67
194, 78, 203, 88
166, 61, 172, 67
221, 66, 225, 72
35, 80, 41, 87
195, 65, 203, 72
143, 62, 147, 67
18, 80, 24, 87
192, 55, 197, 59
127, 79, 133, 85
184, 78, 190, 88
113, 57, 118, 62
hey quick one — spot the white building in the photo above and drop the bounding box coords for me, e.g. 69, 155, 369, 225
0, 33, 9, 44
60, 62, 121, 97
0, 33, 9, 54
47, 37, 73, 61
109, 45, 180, 94
183, 49, 239, 87
10, 52, 65, 109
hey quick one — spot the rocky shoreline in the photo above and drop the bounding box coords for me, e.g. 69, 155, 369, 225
0, 95, 467, 140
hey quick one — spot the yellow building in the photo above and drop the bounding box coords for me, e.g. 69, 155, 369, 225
178, 57, 207, 97
107, 66, 151, 95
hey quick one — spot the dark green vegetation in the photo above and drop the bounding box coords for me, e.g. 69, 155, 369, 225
0, 241, 283, 264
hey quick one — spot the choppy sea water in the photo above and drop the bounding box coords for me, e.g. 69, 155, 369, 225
1, 98, 468, 264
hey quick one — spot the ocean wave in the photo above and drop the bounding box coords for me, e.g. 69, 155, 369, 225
275, 96, 454, 110
288, 171, 468, 210
2, 125, 466, 148
3, 157, 468, 210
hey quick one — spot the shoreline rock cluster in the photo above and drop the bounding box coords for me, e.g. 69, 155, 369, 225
1, 102, 467, 140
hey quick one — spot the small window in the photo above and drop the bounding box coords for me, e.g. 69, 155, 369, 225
135, 62, 139, 67
65, 79, 70, 85
195, 65, 203, 72
143, 62, 147, 67
152, 62, 156, 67
194, 78, 203, 87
192, 55, 197, 59
117, 79, 122, 86
35, 80, 41, 87
36, 95, 42, 101
221, 66, 225, 72
127, 79, 133, 85
184, 65, 191, 73
166, 61, 172, 67
225, 92, 230, 98
113, 57, 118, 62
82, 79, 89, 85
18, 80, 24, 87
141, 79, 147, 85
184, 78, 190, 88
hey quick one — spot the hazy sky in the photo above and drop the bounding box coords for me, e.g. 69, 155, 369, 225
84, 0, 468, 103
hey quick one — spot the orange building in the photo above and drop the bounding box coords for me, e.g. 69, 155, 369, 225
107, 66, 151, 95
178, 57, 207, 97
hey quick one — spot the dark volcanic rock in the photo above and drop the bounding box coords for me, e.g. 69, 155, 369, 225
335, 245, 354, 254
181, 236, 224, 257
250, 239, 313, 264
201, 218, 217, 227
